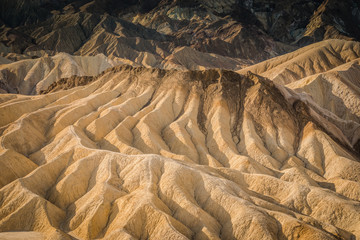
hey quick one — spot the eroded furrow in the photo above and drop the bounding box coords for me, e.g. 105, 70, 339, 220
0, 65, 359, 240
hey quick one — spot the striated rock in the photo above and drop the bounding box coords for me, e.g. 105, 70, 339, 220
296, 0, 360, 45
1, 0, 359, 65
0, 53, 121, 95
39, 75, 95, 94
0, 0, 292, 64
0, 63, 359, 239
0, 1, 360, 239
0, 49, 252, 95
238, 39, 360, 148
237, 40, 360, 84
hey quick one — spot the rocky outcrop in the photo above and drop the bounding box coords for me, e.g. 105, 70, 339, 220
1, 0, 358, 64
39, 75, 95, 94
297, 0, 360, 45
239, 0, 360, 45
238, 40, 360, 129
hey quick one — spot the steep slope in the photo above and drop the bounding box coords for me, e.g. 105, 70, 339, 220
0, 2, 290, 63
286, 58, 360, 123
0, 48, 252, 95
0, 2, 360, 239
1, 0, 359, 64
242, 0, 360, 45
3, 39, 359, 96
238, 39, 360, 134
297, 0, 360, 45
0, 65, 359, 239
0, 53, 123, 95
237, 40, 360, 83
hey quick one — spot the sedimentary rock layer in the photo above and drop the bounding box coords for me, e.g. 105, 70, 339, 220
0, 64, 359, 239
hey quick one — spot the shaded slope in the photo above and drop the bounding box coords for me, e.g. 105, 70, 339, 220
238, 40, 360, 138
1, 0, 359, 64
0, 4, 290, 63
297, 0, 360, 45
242, 0, 360, 45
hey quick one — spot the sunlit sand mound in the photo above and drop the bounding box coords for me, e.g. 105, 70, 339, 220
238, 39, 360, 137
0, 53, 122, 95
286, 58, 360, 123
0, 48, 253, 96
0, 65, 359, 240
237, 39, 360, 84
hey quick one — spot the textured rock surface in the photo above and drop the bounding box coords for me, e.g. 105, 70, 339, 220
1, 1, 360, 239
238, 39, 360, 146
0, 55, 359, 239
0, 53, 120, 94
1, 0, 359, 64
0, 1, 289, 64
0, 0, 360, 61
0, 49, 252, 95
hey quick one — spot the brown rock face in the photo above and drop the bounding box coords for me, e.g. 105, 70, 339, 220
39, 75, 95, 94
1, 0, 359, 63
0, 0, 290, 64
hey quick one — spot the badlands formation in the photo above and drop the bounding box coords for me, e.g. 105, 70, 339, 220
0, 0, 360, 240
0, 39, 359, 239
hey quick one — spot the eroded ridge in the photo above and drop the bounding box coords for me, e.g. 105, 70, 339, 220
0, 65, 359, 240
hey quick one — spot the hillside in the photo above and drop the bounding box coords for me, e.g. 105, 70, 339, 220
0, 1, 360, 240
0, 63, 359, 239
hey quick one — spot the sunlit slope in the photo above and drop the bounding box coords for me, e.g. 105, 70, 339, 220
0, 65, 359, 239
238, 39, 360, 136
0, 48, 252, 96
237, 40, 360, 84
0, 53, 119, 95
